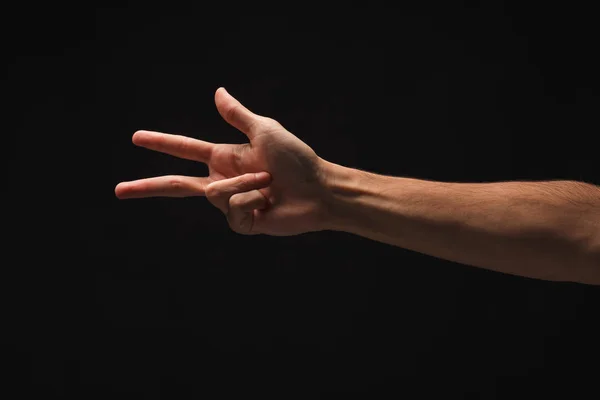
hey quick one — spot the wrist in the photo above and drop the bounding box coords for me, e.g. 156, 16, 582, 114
317, 159, 384, 233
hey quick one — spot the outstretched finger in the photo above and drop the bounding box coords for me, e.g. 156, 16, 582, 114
115, 175, 211, 199
132, 130, 214, 163
227, 191, 268, 235
205, 172, 272, 213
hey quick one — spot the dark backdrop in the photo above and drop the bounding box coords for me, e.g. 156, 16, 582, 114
5, 3, 600, 398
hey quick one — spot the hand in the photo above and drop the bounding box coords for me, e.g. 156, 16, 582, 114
115, 87, 331, 236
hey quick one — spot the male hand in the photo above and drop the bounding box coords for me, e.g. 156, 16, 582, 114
115, 88, 331, 236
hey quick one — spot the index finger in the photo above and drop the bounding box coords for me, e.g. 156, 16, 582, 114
132, 130, 214, 163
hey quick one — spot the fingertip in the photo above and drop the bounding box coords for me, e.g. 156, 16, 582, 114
215, 87, 227, 101
114, 182, 127, 199
254, 171, 272, 183
132, 130, 143, 144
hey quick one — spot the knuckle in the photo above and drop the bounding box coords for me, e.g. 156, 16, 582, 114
155, 135, 167, 151
226, 105, 242, 122
177, 136, 190, 153
205, 184, 220, 199
228, 193, 245, 209
260, 117, 282, 131
168, 177, 185, 190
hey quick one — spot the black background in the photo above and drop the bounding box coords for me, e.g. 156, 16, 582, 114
4, 2, 600, 398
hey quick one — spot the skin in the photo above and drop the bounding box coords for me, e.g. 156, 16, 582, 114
116, 88, 600, 284
115, 87, 331, 236
321, 167, 600, 284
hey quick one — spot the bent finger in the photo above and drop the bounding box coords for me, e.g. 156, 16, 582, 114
132, 130, 214, 163
227, 191, 268, 235
205, 171, 272, 213
115, 175, 211, 199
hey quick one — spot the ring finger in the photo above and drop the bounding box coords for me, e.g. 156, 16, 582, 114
205, 172, 272, 213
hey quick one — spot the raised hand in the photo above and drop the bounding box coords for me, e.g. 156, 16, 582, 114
115, 88, 332, 236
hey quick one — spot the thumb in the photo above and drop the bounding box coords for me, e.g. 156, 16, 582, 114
215, 87, 261, 139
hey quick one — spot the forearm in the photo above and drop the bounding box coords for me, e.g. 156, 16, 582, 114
320, 160, 600, 284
